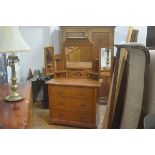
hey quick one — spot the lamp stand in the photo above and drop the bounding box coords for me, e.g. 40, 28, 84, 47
5, 54, 24, 102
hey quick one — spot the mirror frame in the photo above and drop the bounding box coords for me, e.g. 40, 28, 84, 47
62, 37, 95, 70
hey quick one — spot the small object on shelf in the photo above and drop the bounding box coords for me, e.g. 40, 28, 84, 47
93, 58, 99, 73
38, 69, 42, 78
42, 68, 45, 76
90, 58, 99, 80
31, 70, 40, 81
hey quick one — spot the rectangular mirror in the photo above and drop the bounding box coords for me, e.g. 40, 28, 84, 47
63, 37, 94, 70
65, 46, 92, 69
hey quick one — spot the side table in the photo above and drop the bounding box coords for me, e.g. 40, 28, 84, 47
31, 75, 53, 108
0, 82, 32, 129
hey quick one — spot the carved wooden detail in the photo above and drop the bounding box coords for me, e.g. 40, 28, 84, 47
54, 37, 99, 80
60, 26, 115, 104
47, 35, 102, 128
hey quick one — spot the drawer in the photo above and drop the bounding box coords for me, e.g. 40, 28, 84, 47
49, 85, 94, 98
68, 71, 88, 78
51, 109, 94, 123
51, 97, 93, 111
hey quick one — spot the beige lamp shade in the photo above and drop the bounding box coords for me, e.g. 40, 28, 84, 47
0, 26, 30, 53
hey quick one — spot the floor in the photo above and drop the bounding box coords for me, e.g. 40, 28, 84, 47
30, 101, 106, 129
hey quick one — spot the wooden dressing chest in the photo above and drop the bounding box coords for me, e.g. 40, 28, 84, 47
47, 78, 102, 128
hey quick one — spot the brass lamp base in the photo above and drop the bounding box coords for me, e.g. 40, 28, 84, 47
5, 54, 25, 103
5, 93, 24, 102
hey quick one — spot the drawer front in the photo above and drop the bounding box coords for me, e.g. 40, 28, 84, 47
51, 97, 93, 111
51, 109, 94, 123
49, 85, 94, 98
68, 71, 88, 79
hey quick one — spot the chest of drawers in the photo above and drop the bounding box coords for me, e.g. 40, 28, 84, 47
47, 78, 102, 128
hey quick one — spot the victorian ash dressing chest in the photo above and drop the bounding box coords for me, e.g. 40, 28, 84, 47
47, 78, 102, 128
46, 37, 102, 128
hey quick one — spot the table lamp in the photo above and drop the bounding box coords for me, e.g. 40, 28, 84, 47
0, 26, 30, 102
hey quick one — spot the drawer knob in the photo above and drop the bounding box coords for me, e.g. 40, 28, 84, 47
58, 101, 63, 105
80, 103, 86, 107
80, 91, 85, 96
80, 115, 86, 120
57, 90, 63, 94
59, 113, 64, 117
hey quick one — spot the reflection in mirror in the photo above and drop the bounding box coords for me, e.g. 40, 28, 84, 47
101, 48, 111, 69
65, 46, 92, 69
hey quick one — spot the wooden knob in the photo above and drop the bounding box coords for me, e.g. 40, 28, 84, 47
80, 103, 86, 107
58, 101, 63, 105
80, 115, 86, 120
59, 113, 64, 117
80, 91, 85, 96
57, 90, 63, 94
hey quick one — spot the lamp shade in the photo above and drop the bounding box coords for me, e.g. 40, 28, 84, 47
0, 26, 30, 53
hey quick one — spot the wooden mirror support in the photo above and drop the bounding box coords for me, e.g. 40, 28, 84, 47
47, 37, 102, 128
44, 46, 54, 76
54, 37, 99, 80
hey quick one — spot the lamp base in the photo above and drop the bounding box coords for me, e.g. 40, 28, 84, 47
5, 93, 24, 102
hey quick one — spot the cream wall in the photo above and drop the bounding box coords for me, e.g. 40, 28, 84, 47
49, 26, 60, 53
0, 26, 59, 82
114, 26, 147, 55
0, 26, 148, 82
134, 26, 147, 44
115, 26, 147, 45
18, 26, 51, 81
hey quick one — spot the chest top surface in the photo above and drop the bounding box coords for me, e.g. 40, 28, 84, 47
46, 78, 102, 87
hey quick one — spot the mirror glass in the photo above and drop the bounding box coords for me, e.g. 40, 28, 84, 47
64, 46, 92, 69
101, 48, 111, 69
